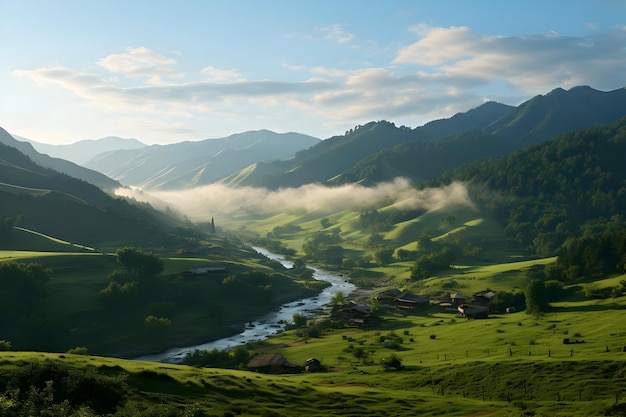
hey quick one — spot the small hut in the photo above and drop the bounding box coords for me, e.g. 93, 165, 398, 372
247, 354, 298, 374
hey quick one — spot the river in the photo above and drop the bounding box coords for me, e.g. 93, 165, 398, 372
135, 247, 355, 363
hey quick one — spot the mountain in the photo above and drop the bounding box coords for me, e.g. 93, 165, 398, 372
84, 130, 320, 190
0, 128, 121, 191
228, 86, 625, 188
485, 85, 626, 145
18, 135, 146, 165
0, 140, 183, 250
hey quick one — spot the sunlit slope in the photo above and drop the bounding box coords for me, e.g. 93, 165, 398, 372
0, 226, 97, 252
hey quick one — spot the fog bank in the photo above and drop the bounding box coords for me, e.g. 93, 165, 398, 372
116, 178, 474, 221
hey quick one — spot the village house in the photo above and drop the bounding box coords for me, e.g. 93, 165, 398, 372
457, 303, 489, 319
473, 290, 496, 304
246, 354, 299, 374
331, 302, 372, 328
449, 293, 467, 305
395, 291, 430, 309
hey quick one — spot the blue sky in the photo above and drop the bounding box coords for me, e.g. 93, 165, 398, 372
1, 0, 625, 145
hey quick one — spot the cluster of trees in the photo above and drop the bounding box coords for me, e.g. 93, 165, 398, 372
411, 235, 484, 280
182, 346, 252, 368
542, 216, 626, 283
359, 209, 425, 233
99, 247, 164, 304
0, 262, 52, 315
0, 360, 128, 416
303, 229, 344, 266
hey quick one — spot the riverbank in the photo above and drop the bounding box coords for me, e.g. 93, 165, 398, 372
135, 247, 355, 362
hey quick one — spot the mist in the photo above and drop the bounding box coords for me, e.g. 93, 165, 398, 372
116, 178, 474, 221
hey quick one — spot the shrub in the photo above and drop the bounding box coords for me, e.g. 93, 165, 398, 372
0, 340, 11, 351
145, 315, 172, 329
381, 354, 404, 370
66, 346, 89, 355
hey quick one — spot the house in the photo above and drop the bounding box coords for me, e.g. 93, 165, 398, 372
457, 304, 489, 319
449, 293, 467, 305
246, 354, 299, 374
331, 303, 372, 327
473, 290, 496, 304
375, 289, 403, 305
395, 291, 430, 309
181, 267, 229, 278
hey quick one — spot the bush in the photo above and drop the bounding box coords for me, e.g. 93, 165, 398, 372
145, 315, 172, 329
66, 346, 88, 355
0, 340, 11, 351
381, 353, 404, 370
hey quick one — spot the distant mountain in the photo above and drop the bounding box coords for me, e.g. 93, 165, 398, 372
18, 135, 146, 165
0, 128, 121, 191
84, 130, 320, 190
226, 86, 626, 188
0, 140, 182, 249
485, 86, 626, 145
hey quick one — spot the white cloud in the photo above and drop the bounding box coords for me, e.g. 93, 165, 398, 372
394, 25, 626, 94
97, 47, 183, 83
12, 25, 626, 140
201, 66, 244, 82
315, 23, 355, 44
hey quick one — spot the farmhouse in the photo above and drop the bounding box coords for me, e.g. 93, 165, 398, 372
331, 303, 371, 327
395, 291, 430, 309
457, 304, 489, 319
449, 293, 467, 305
247, 354, 299, 374
473, 290, 496, 304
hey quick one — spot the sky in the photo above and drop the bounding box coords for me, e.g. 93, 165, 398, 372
1, 0, 625, 145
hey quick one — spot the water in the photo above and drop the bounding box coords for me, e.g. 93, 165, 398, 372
135, 247, 355, 363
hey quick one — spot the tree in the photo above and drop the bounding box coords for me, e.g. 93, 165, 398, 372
292, 313, 307, 328
116, 247, 163, 280
525, 279, 549, 315
375, 248, 395, 265
367, 233, 385, 249
322, 245, 344, 266
381, 353, 404, 370
320, 217, 331, 228
330, 291, 346, 308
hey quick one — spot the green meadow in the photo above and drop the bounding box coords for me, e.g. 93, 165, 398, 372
3, 203, 626, 415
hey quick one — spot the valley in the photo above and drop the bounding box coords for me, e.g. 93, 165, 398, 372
1, 86, 626, 415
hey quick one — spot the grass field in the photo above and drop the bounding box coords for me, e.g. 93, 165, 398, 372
4, 206, 626, 415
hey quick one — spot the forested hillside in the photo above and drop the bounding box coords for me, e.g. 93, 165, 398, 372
433, 116, 626, 280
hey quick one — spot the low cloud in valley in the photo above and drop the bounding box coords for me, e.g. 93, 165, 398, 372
117, 179, 474, 221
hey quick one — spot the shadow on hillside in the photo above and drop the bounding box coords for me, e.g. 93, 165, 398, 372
549, 304, 625, 313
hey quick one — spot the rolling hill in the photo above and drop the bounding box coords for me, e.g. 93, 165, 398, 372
0, 140, 184, 251
0, 127, 122, 191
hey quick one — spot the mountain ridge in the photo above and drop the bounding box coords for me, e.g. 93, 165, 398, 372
84, 130, 320, 190
0, 128, 122, 191
225, 85, 626, 188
